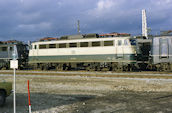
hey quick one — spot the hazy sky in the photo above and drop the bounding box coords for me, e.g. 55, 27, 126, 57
0, 0, 172, 41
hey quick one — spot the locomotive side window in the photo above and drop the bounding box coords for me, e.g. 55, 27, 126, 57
39, 44, 47, 49
80, 42, 88, 47
118, 40, 122, 46
49, 44, 56, 48
104, 41, 114, 46
59, 43, 66, 48
92, 41, 100, 47
2, 47, 7, 51
69, 43, 77, 48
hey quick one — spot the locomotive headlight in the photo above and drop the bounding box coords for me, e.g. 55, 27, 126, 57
134, 51, 137, 56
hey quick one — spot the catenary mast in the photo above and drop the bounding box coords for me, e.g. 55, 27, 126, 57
142, 9, 148, 38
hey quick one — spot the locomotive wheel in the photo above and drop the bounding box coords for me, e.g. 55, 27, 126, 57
67, 65, 72, 70
157, 63, 170, 72
41, 66, 46, 70
123, 66, 128, 72
95, 66, 100, 71
156, 64, 161, 71
110, 63, 118, 71
56, 64, 63, 71
162, 63, 170, 71
116, 66, 123, 72
62, 64, 68, 71
0, 90, 6, 107
86, 67, 95, 71
85, 63, 96, 71
139, 63, 148, 70
85, 67, 90, 71
111, 66, 119, 71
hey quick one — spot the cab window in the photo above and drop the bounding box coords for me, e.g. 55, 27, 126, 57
124, 39, 128, 45
129, 39, 136, 45
118, 40, 122, 46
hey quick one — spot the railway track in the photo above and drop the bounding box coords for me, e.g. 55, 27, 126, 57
0, 70, 172, 79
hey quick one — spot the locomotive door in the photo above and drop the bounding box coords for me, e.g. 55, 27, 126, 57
159, 38, 169, 58
116, 40, 124, 59
33, 44, 38, 61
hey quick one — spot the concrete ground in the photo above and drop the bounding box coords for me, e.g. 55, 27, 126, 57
0, 74, 172, 113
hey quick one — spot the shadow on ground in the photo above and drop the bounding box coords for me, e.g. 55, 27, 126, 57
1, 93, 95, 113
71, 91, 172, 113
1, 91, 172, 113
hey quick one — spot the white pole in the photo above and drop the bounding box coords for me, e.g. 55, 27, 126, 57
29, 105, 31, 113
11, 45, 18, 113
13, 68, 16, 113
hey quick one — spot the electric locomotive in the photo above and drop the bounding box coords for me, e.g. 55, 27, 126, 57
29, 33, 138, 71
0, 40, 28, 69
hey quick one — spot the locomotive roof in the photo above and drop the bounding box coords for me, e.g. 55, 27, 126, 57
0, 40, 23, 45
154, 35, 172, 38
32, 36, 134, 45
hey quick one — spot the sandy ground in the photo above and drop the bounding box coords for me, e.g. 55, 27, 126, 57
0, 74, 172, 113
